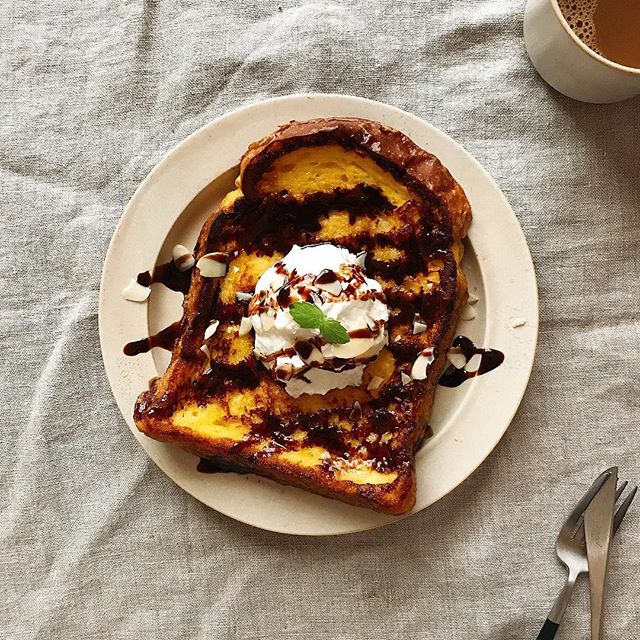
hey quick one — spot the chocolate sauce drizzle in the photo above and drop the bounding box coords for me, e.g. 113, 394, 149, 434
196, 458, 250, 474
294, 340, 313, 361
349, 327, 377, 339
439, 336, 504, 388
123, 260, 192, 356
314, 268, 338, 285
123, 321, 182, 356
136, 261, 191, 295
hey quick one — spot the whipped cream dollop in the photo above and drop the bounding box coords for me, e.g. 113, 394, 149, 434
249, 244, 389, 398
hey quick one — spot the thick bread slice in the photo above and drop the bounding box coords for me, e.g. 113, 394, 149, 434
134, 118, 471, 515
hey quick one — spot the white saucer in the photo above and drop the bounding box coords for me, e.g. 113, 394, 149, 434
99, 94, 538, 536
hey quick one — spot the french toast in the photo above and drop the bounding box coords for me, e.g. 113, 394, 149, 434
134, 118, 471, 515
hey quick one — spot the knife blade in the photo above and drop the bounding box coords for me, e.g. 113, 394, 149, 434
584, 466, 618, 640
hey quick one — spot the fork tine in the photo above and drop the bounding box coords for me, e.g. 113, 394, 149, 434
559, 469, 612, 537
615, 480, 628, 501
613, 485, 637, 534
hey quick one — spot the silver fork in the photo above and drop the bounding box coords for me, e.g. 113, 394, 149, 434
536, 469, 637, 640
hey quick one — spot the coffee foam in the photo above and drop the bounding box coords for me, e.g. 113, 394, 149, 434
557, 0, 602, 55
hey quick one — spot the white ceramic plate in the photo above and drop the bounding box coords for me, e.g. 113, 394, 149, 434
99, 94, 538, 536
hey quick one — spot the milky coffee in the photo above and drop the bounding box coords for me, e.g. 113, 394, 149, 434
556, 0, 640, 68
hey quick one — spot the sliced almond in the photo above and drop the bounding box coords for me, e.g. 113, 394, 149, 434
366, 317, 379, 331
349, 401, 362, 421
196, 252, 228, 278
200, 343, 211, 358
204, 320, 219, 340
172, 244, 195, 272
236, 291, 253, 303
400, 372, 412, 385
239, 317, 253, 336
122, 279, 151, 302
331, 338, 375, 359
260, 312, 275, 332
274, 362, 294, 381
355, 251, 367, 268
315, 279, 343, 297
394, 335, 402, 343
412, 319, 427, 334
460, 304, 476, 321
511, 317, 526, 328
270, 274, 287, 291
411, 348, 435, 380
447, 348, 467, 370
367, 375, 384, 391
309, 291, 323, 307
302, 346, 324, 365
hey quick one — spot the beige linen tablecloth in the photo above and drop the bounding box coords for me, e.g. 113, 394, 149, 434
2, 1, 639, 638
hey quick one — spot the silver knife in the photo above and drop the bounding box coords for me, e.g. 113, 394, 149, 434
584, 466, 618, 640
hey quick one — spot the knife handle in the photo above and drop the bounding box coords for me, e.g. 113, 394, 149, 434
536, 618, 560, 640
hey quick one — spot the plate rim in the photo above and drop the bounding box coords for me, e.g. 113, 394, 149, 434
99, 93, 539, 536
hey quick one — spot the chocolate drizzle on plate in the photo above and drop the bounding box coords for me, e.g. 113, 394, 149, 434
136, 260, 191, 295
439, 336, 504, 388
123, 259, 193, 356
123, 321, 182, 356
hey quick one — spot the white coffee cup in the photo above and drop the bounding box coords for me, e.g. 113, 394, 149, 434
524, 0, 640, 103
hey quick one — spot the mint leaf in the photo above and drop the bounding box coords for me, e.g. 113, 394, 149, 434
289, 301, 351, 344
319, 317, 350, 344
289, 301, 324, 328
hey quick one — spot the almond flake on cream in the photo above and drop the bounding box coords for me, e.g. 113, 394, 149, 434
301, 345, 324, 365
259, 312, 275, 332
275, 362, 294, 381
270, 274, 287, 291
355, 251, 367, 268
315, 279, 342, 297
